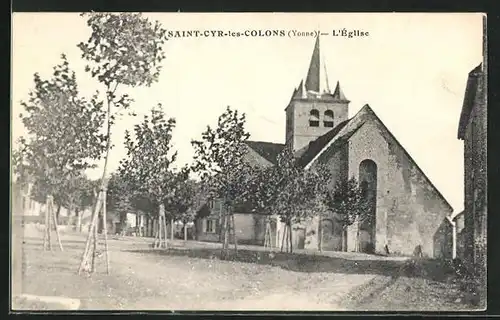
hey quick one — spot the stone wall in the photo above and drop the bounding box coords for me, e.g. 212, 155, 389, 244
346, 119, 453, 257
462, 65, 487, 275
288, 99, 349, 152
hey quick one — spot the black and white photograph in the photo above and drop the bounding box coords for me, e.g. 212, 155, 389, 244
10, 12, 487, 312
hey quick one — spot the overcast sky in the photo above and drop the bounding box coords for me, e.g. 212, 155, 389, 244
12, 13, 484, 213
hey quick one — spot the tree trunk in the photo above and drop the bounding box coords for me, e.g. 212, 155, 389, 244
67, 206, 73, 227
145, 216, 150, 237
192, 220, 196, 241
97, 212, 103, 234
136, 213, 139, 236
356, 220, 361, 253
78, 79, 115, 274
342, 227, 348, 252
264, 220, 270, 248
221, 210, 230, 259
55, 204, 62, 225
224, 213, 229, 249
153, 217, 160, 248
183, 223, 187, 241
319, 223, 324, 252
288, 221, 293, 254
170, 218, 174, 241
75, 208, 80, 231
43, 196, 50, 251
231, 212, 238, 254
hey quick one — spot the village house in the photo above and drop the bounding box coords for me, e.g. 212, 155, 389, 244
445, 210, 466, 260
456, 61, 487, 275
197, 36, 454, 258
11, 179, 94, 231
194, 198, 281, 246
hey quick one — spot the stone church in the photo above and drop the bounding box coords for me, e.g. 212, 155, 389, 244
197, 36, 453, 258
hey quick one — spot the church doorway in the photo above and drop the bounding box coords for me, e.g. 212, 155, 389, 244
358, 159, 377, 254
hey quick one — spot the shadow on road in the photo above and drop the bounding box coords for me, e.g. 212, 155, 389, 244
126, 246, 458, 284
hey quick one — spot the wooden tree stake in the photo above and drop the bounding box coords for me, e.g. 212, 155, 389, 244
43, 199, 50, 251
102, 187, 110, 274
153, 218, 159, 247
231, 212, 238, 254
153, 204, 168, 249
47, 200, 52, 251
281, 223, 287, 253
50, 197, 64, 251
43, 195, 64, 252
264, 219, 270, 249
264, 218, 274, 250
77, 188, 111, 275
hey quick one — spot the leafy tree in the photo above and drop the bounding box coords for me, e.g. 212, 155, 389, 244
78, 11, 168, 218
106, 172, 134, 234
77, 12, 169, 272
59, 174, 98, 231
119, 105, 179, 247
247, 146, 331, 253
273, 148, 330, 253
191, 106, 254, 255
17, 55, 107, 222
322, 177, 371, 252
12, 138, 31, 188
164, 168, 199, 241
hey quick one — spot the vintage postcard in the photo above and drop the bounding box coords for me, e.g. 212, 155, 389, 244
11, 12, 486, 312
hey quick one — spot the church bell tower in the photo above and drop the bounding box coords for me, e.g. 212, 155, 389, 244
285, 36, 350, 152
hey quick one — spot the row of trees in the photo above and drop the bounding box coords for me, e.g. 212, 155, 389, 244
190, 107, 371, 254
12, 12, 372, 272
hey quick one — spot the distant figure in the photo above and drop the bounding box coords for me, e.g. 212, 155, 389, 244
413, 244, 423, 258
384, 244, 390, 255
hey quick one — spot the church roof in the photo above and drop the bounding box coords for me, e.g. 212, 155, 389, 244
244, 140, 285, 165
295, 119, 351, 167
301, 104, 454, 212
457, 63, 483, 140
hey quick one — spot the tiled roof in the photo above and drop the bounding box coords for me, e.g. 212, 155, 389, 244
295, 119, 351, 167
245, 141, 285, 165
295, 104, 454, 212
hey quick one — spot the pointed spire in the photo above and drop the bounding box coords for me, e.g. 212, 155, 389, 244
292, 80, 306, 99
332, 81, 348, 102
304, 36, 331, 94
305, 36, 321, 93
323, 51, 331, 93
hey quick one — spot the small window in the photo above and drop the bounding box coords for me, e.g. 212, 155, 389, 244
324, 110, 334, 127
310, 109, 320, 118
309, 109, 320, 127
205, 219, 216, 233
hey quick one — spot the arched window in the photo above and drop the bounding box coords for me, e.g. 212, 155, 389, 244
309, 109, 320, 127
324, 110, 334, 127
